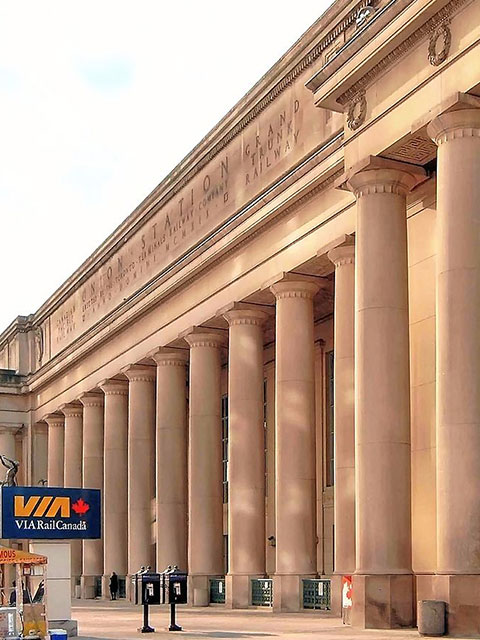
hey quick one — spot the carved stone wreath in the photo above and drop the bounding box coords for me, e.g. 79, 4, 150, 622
347, 91, 367, 131
428, 23, 451, 66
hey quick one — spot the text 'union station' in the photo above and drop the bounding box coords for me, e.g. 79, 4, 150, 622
1, 0, 480, 634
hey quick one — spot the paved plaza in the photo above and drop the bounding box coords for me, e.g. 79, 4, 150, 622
73, 600, 425, 640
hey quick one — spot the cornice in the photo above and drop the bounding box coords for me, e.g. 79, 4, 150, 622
24, 142, 343, 394
337, 0, 470, 106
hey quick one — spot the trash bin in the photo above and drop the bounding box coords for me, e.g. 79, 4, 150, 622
48, 629, 68, 640
418, 600, 446, 636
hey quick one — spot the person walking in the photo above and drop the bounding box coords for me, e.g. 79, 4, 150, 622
109, 572, 118, 601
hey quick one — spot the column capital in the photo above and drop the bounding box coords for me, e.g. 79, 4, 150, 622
328, 243, 355, 267
0, 424, 23, 435
427, 108, 480, 146
270, 279, 319, 300
150, 349, 189, 367
78, 392, 104, 408
59, 403, 83, 419
99, 379, 129, 396
43, 413, 65, 427
181, 328, 227, 349
339, 156, 426, 199
223, 308, 268, 327
122, 363, 156, 382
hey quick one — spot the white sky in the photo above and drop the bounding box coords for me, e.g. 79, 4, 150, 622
0, 1, 332, 334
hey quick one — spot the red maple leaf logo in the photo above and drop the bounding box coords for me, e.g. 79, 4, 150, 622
72, 498, 90, 516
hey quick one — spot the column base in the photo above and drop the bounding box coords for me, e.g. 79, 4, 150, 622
188, 575, 213, 607
80, 575, 97, 599
126, 575, 135, 603
71, 576, 81, 599
352, 574, 414, 629
225, 574, 264, 608
329, 574, 345, 617
272, 574, 314, 612
417, 574, 480, 637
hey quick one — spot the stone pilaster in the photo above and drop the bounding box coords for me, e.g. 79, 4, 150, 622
184, 331, 226, 606
224, 308, 268, 608
44, 414, 65, 488
99, 379, 128, 597
78, 392, 104, 599
346, 158, 425, 629
270, 278, 319, 611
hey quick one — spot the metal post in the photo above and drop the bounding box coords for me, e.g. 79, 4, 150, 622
169, 601, 182, 632
141, 603, 154, 633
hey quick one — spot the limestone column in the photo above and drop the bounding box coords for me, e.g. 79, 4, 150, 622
151, 350, 188, 574
427, 108, 480, 633
79, 392, 104, 599
270, 278, 319, 611
99, 379, 128, 596
328, 243, 355, 613
184, 331, 225, 606
122, 364, 156, 585
60, 403, 83, 596
45, 414, 65, 487
346, 158, 424, 628
224, 308, 268, 608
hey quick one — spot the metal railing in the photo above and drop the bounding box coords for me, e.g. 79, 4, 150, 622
302, 578, 331, 610
251, 578, 273, 606
209, 577, 225, 604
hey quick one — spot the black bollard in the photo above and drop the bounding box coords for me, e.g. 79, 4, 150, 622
169, 601, 182, 632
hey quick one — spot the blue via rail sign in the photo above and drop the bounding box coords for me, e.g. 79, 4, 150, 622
0, 487, 101, 539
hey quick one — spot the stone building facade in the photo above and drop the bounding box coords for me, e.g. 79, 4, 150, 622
1, 0, 480, 633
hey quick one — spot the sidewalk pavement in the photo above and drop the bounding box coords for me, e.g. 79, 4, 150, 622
72, 600, 426, 640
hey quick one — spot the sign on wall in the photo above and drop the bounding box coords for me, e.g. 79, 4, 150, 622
0, 487, 101, 539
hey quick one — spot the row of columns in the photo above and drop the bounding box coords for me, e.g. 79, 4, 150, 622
327, 106, 480, 628
43, 279, 321, 607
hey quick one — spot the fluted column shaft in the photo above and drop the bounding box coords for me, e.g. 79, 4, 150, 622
152, 351, 188, 572
428, 109, 480, 574
61, 403, 83, 586
348, 165, 420, 576
79, 392, 104, 596
224, 309, 267, 607
328, 244, 356, 576
185, 331, 225, 605
100, 380, 128, 584
45, 415, 65, 487
271, 280, 319, 584
124, 365, 156, 577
